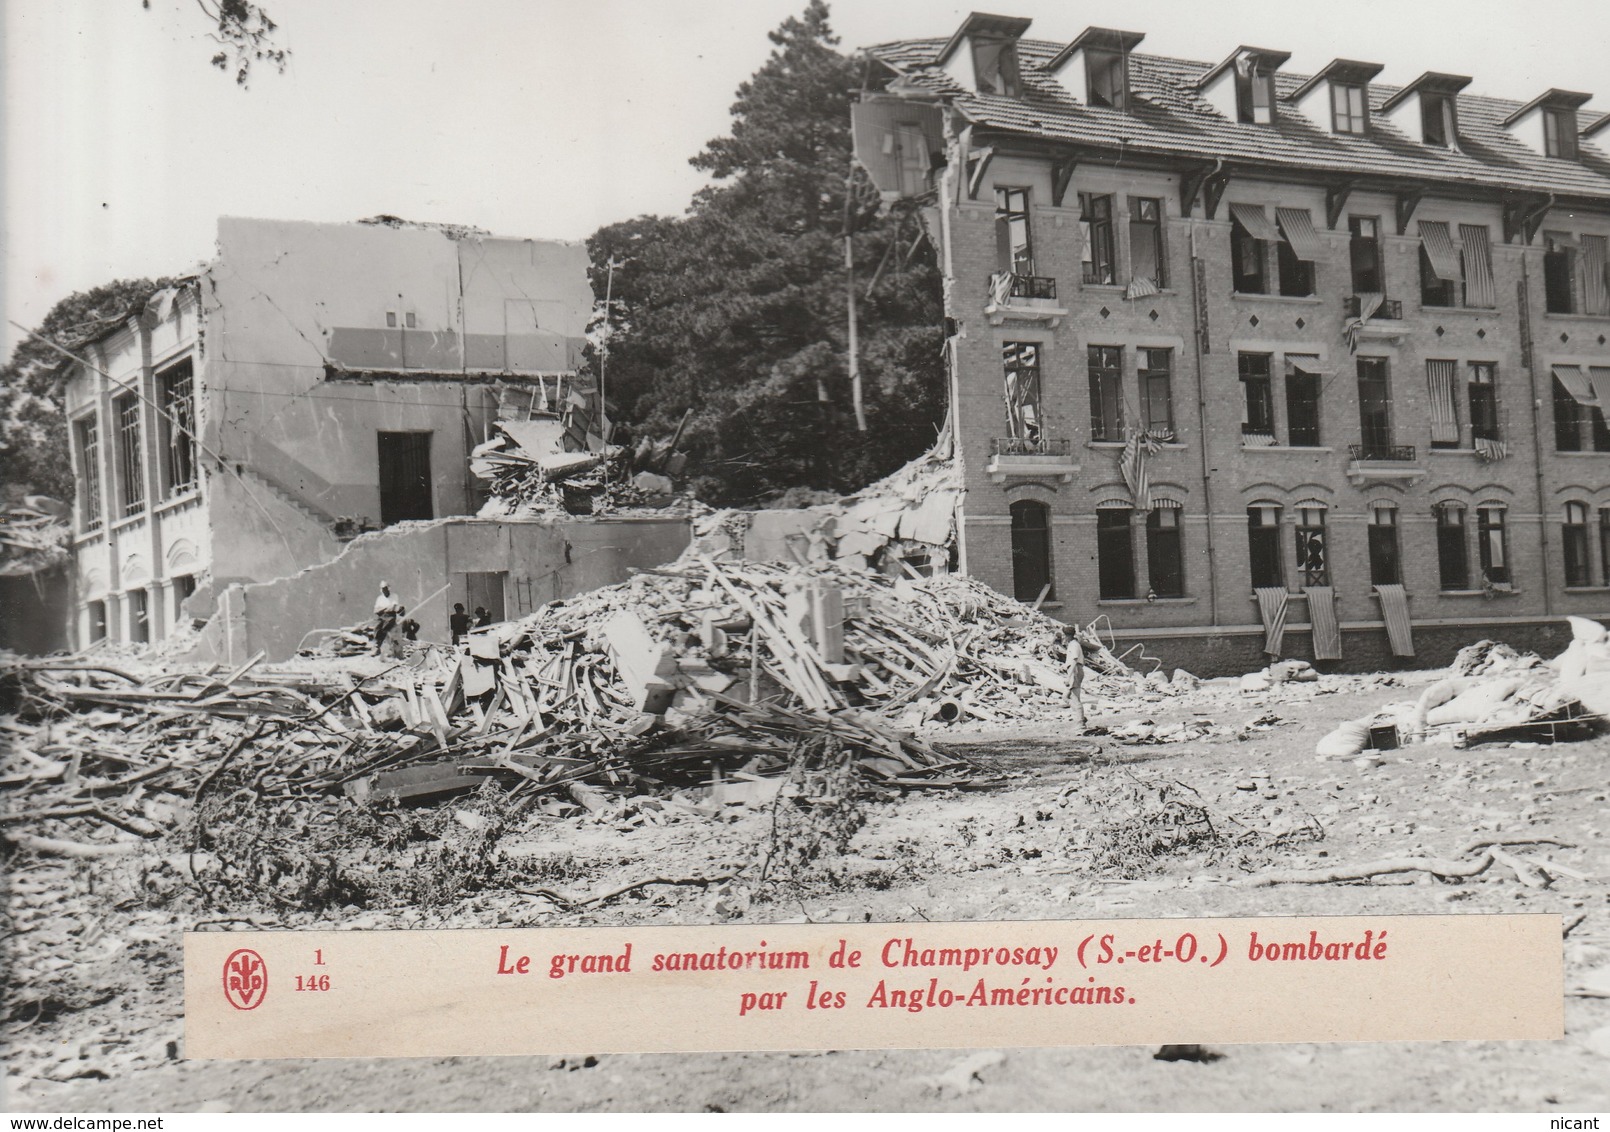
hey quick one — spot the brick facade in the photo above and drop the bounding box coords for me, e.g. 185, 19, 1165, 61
869, 21, 1610, 673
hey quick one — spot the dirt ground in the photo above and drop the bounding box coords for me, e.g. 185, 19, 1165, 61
6, 665, 1609, 1113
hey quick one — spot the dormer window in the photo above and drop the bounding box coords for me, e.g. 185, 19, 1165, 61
1332, 82, 1367, 134
1235, 56, 1276, 123
1500, 88, 1591, 161
1544, 107, 1580, 159
973, 36, 1022, 98
1087, 49, 1127, 109
1422, 91, 1459, 147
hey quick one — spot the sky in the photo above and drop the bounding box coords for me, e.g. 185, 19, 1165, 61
3, 0, 1607, 356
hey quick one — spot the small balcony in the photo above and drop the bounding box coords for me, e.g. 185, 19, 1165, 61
1344, 296, 1403, 320
986, 436, 1079, 483
985, 271, 1067, 327
1347, 442, 1425, 486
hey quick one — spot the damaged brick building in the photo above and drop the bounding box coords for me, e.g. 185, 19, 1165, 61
856, 12, 1610, 673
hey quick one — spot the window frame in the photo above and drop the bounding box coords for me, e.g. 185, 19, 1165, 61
1139, 347, 1174, 435
1286, 361, 1323, 448
1230, 215, 1267, 294
1543, 232, 1576, 314
1477, 506, 1510, 587
1002, 341, 1043, 443
1275, 218, 1315, 297
74, 415, 103, 533
113, 390, 145, 519
994, 186, 1035, 276
1087, 345, 1124, 441
1235, 61, 1276, 124
1008, 498, 1054, 603
1468, 363, 1499, 444
1096, 506, 1136, 599
1295, 504, 1329, 587
971, 36, 1023, 99
1239, 352, 1275, 441
1128, 196, 1166, 289
1079, 193, 1116, 285
1146, 507, 1185, 598
1348, 215, 1383, 294
1247, 504, 1284, 590
1421, 91, 1457, 147
1331, 81, 1368, 134
1436, 503, 1470, 591
1563, 501, 1593, 587
1367, 503, 1402, 587
1543, 107, 1579, 160
157, 358, 197, 500
1356, 356, 1393, 457
1086, 49, 1127, 110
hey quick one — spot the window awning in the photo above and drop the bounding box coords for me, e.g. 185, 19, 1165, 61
1285, 353, 1332, 376
1275, 207, 1325, 260
1552, 363, 1598, 406
1588, 366, 1610, 408
1149, 496, 1183, 509
1418, 220, 1462, 282
1228, 202, 1281, 243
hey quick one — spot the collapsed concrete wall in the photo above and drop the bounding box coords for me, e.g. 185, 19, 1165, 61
184, 515, 690, 664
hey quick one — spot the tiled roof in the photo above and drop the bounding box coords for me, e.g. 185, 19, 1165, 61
866, 37, 1610, 202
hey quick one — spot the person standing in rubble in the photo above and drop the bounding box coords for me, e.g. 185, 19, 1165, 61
449, 603, 471, 646
474, 606, 492, 629
1062, 625, 1089, 731
373, 581, 405, 657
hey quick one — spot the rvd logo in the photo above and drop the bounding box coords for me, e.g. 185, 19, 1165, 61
223, 948, 268, 1010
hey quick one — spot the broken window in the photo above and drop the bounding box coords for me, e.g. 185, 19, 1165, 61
172, 574, 197, 623
1468, 363, 1499, 443
1097, 506, 1135, 599
1286, 357, 1323, 447
1367, 503, 1401, 586
158, 359, 197, 498
1239, 353, 1274, 443
1002, 341, 1042, 442
1564, 502, 1593, 587
1356, 357, 1393, 457
972, 36, 1022, 98
1128, 197, 1165, 289
86, 600, 108, 644
114, 391, 145, 518
1436, 503, 1469, 591
1348, 216, 1382, 294
1234, 54, 1276, 124
1295, 505, 1328, 587
1086, 49, 1127, 110
994, 187, 1034, 276
1421, 91, 1458, 147
1139, 348, 1173, 435
1010, 499, 1054, 603
1477, 506, 1509, 586
1230, 213, 1267, 294
1247, 504, 1283, 590
75, 416, 102, 532
1087, 345, 1123, 441
1147, 505, 1184, 598
1552, 366, 1610, 452
1079, 193, 1116, 285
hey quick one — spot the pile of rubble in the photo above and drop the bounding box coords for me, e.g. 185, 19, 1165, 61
0, 496, 70, 577
472, 400, 691, 518
1315, 617, 1610, 757
1, 559, 1133, 866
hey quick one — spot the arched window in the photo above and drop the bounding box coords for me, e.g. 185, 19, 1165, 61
1368, 502, 1401, 586
1564, 502, 1592, 587
1295, 502, 1329, 586
1147, 502, 1185, 598
1477, 504, 1509, 587
1095, 501, 1135, 599
1435, 503, 1468, 591
1009, 499, 1054, 603
1247, 503, 1283, 589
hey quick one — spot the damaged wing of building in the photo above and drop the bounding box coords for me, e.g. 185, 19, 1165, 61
856, 13, 1610, 675
61, 216, 692, 655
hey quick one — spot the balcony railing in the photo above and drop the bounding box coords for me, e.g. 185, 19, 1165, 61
988, 272, 1058, 301
1349, 443, 1416, 462
1344, 295, 1403, 320
990, 436, 1072, 457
